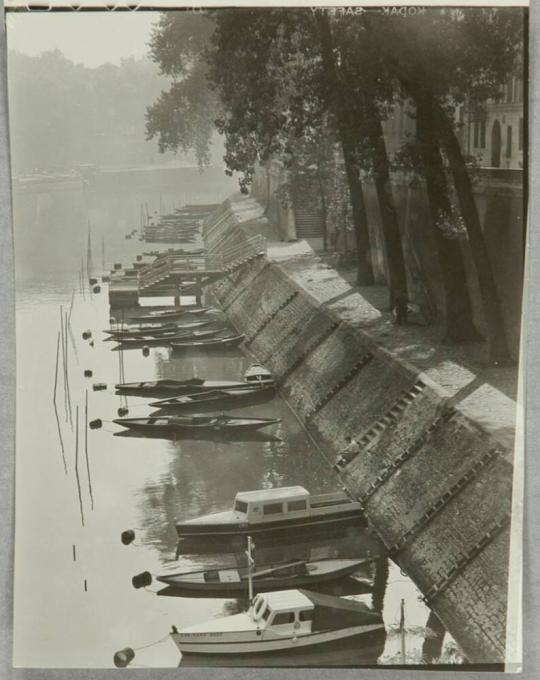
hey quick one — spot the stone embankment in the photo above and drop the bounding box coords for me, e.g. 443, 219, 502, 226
204, 194, 520, 665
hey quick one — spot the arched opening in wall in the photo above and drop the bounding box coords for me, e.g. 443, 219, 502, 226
491, 120, 502, 168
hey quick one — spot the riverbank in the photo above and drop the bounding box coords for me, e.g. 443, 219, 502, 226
205, 193, 521, 665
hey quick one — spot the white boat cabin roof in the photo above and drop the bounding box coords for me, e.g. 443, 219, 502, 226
235, 486, 309, 503
257, 589, 313, 612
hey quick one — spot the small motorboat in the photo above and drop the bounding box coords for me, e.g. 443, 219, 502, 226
114, 328, 220, 348
170, 589, 384, 656
175, 486, 365, 540
244, 363, 274, 386
113, 414, 281, 433
170, 334, 245, 350
150, 386, 274, 410
154, 558, 369, 594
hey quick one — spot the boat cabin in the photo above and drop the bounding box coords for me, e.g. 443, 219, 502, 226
233, 486, 313, 523
250, 590, 314, 634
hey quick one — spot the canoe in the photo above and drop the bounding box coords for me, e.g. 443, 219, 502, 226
155, 558, 369, 594
104, 322, 179, 337
150, 386, 274, 410
170, 334, 245, 350
115, 328, 220, 347
115, 378, 252, 396
113, 414, 281, 433
128, 306, 217, 323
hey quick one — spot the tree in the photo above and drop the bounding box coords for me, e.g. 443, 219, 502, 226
368, 7, 523, 361
146, 12, 218, 166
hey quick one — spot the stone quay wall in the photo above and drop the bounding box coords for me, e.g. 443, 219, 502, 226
204, 196, 518, 665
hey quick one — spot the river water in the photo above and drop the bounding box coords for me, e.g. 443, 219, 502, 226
12, 168, 445, 668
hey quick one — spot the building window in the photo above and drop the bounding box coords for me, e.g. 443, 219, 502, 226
519, 118, 524, 151
506, 126, 513, 158
473, 116, 486, 149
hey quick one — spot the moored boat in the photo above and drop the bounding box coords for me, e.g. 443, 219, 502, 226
150, 385, 274, 410
129, 306, 217, 323
244, 363, 274, 386
115, 378, 251, 396
114, 328, 219, 347
175, 486, 365, 539
155, 558, 369, 594
170, 589, 384, 656
113, 414, 281, 433
170, 334, 245, 350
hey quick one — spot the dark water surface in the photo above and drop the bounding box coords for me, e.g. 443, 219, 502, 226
13, 171, 439, 668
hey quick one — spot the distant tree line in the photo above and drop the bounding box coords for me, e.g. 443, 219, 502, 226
8, 50, 184, 174
146, 8, 524, 364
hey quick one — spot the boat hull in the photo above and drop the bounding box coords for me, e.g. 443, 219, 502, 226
175, 509, 366, 539
172, 623, 384, 655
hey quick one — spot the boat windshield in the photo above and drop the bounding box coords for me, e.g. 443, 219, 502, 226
234, 500, 248, 513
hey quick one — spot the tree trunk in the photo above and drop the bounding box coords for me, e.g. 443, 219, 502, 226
315, 12, 374, 285
367, 113, 409, 316
341, 140, 375, 284
432, 100, 512, 364
416, 96, 482, 343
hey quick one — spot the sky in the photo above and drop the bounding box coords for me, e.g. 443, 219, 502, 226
6, 11, 159, 67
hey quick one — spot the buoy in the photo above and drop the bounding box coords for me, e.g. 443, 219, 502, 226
93, 285, 101, 294
89, 277, 98, 285
82, 330, 92, 340
114, 263, 122, 270
89, 340, 95, 347
117, 407, 129, 417
142, 346, 150, 357
132, 571, 152, 589
92, 383, 107, 391
84, 369, 93, 378
121, 529, 136, 545
89, 419, 102, 430
113, 647, 135, 668
136, 255, 143, 262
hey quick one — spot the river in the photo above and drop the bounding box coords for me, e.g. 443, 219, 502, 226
12, 167, 445, 668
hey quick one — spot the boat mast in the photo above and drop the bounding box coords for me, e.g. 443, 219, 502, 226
245, 535, 255, 603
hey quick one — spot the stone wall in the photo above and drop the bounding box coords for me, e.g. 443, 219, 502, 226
207, 200, 517, 664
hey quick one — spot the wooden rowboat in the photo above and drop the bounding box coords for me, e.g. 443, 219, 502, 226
113, 414, 281, 433
154, 558, 369, 594
170, 334, 245, 350
150, 386, 274, 411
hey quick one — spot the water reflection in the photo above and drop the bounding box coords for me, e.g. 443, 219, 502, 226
13, 175, 446, 668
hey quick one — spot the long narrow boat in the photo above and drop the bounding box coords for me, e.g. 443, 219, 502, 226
170, 334, 245, 351
113, 414, 281, 433
108, 326, 220, 343
114, 328, 220, 348
104, 322, 179, 337
154, 558, 368, 594
129, 306, 217, 323
115, 378, 257, 397
150, 386, 274, 410
170, 589, 384, 656
175, 486, 366, 540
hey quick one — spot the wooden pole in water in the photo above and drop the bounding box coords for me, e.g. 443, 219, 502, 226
400, 599, 406, 664
60, 306, 68, 421
84, 389, 94, 510
53, 331, 67, 474
64, 310, 73, 429
245, 536, 255, 603
101, 235, 105, 272
74, 405, 85, 527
